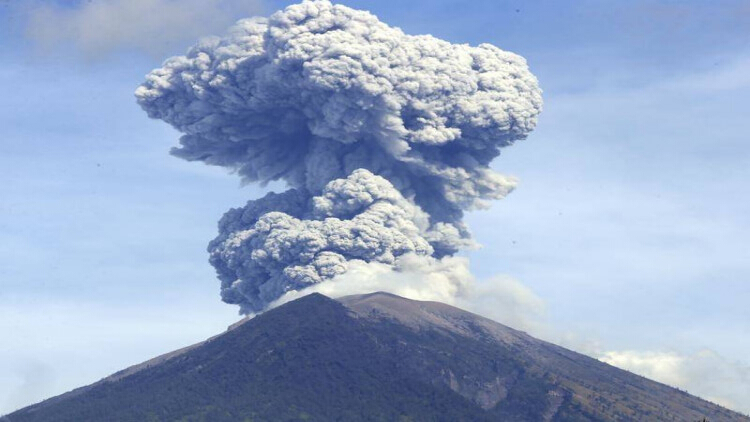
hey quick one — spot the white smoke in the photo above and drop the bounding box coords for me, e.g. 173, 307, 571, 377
273, 254, 474, 308
136, 0, 542, 313
270, 258, 546, 337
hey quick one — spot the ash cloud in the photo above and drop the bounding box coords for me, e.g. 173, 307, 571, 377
136, 0, 542, 313
211, 169, 443, 313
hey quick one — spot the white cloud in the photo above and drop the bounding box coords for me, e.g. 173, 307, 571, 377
600, 349, 750, 415
24, 0, 264, 57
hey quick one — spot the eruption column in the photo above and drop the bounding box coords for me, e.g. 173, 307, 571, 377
136, 0, 542, 313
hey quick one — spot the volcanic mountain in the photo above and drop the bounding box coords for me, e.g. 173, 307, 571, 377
5, 292, 747, 421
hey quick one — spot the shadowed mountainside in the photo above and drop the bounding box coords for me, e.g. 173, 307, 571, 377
5, 292, 748, 421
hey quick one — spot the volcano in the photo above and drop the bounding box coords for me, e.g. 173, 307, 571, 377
5, 292, 747, 421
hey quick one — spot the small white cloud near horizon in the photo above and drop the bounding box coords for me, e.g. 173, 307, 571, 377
600, 349, 750, 415
24, 0, 264, 57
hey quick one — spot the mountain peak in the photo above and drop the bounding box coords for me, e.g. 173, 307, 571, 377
6, 292, 748, 422
339, 291, 529, 344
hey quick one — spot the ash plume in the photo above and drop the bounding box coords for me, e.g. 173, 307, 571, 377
136, 0, 542, 313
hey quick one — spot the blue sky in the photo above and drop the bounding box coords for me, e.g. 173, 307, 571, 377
1, 0, 749, 414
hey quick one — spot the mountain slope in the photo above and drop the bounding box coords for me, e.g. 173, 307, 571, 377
5, 292, 748, 422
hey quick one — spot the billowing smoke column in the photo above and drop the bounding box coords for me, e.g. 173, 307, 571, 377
136, 0, 542, 314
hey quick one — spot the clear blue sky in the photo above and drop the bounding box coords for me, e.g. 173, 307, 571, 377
1, 0, 749, 414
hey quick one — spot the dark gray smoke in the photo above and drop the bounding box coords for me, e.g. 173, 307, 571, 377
136, 0, 542, 313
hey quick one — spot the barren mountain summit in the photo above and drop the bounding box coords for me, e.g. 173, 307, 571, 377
6, 292, 746, 421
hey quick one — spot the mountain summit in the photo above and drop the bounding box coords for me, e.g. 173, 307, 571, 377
6, 292, 747, 421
